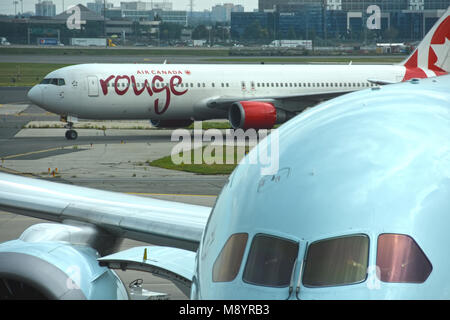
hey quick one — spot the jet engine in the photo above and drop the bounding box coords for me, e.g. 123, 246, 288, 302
0, 223, 128, 300
228, 101, 293, 130
150, 119, 194, 128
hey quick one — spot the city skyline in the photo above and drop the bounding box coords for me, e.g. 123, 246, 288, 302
0, 0, 257, 16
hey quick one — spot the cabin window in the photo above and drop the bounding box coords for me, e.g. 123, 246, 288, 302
303, 234, 369, 287
243, 234, 298, 287
212, 83, 215, 87
226, 83, 229, 87
376, 234, 432, 283
213, 233, 248, 283
221, 83, 224, 87
280, 83, 283, 87
190, 83, 194, 88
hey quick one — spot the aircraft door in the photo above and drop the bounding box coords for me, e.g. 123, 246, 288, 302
241, 81, 247, 97
87, 76, 99, 97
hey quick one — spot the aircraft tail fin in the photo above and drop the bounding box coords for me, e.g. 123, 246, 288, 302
401, 7, 449, 75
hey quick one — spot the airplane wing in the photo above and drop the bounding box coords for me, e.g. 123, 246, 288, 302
206, 90, 354, 112
0, 172, 211, 252
367, 79, 396, 85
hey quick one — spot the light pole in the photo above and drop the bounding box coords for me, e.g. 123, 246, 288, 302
13, 1, 18, 16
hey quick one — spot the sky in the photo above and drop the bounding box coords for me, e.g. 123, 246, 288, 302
0, 0, 258, 15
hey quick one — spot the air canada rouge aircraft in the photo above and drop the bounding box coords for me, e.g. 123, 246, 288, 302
27, 8, 449, 140
1, 74, 450, 300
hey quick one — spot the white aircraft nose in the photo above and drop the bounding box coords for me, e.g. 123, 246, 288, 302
27, 86, 42, 105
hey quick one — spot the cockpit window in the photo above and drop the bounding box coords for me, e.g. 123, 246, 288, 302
213, 233, 248, 282
243, 234, 298, 287
303, 234, 369, 287
376, 234, 432, 283
40, 78, 65, 86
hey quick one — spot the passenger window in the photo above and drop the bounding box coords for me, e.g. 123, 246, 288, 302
243, 234, 298, 287
377, 234, 432, 283
303, 234, 369, 287
213, 233, 248, 282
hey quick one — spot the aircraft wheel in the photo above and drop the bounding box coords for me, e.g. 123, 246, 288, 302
65, 129, 78, 140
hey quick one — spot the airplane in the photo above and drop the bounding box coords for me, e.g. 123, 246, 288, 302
26, 8, 449, 140
1, 72, 450, 299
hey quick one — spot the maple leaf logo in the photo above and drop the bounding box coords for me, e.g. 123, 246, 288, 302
430, 37, 449, 72
185, 70, 191, 75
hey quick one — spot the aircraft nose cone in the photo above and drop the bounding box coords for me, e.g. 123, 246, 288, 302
27, 86, 42, 106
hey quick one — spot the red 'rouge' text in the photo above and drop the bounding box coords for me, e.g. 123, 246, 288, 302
99, 75, 188, 115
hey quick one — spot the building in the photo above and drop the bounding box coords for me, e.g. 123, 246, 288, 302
211, 3, 245, 22
87, 0, 114, 16
231, 11, 276, 39
120, 1, 173, 11
35, 0, 56, 17
156, 10, 188, 25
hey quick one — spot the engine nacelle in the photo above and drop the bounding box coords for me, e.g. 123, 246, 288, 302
228, 101, 293, 130
150, 119, 194, 128
0, 223, 128, 300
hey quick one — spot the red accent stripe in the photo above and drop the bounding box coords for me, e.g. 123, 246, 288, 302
402, 67, 428, 81
403, 50, 418, 68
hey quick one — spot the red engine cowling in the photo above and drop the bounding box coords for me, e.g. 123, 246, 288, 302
228, 101, 277, 129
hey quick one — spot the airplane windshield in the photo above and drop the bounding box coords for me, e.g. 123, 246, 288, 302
302, 234, 369, 287
213, 233, 248, 282
376, 234, 432, 283
243, 234, 298, 287
40, 78, 66, 86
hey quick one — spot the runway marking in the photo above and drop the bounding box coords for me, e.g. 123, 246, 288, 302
126, 192, 216, 197
2, 147, 66, 160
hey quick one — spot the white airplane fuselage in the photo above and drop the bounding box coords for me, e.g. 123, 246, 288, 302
29, 63, 413, 122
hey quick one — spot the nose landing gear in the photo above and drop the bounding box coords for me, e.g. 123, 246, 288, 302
61, 115, 78, 140
65, 128, 78, 140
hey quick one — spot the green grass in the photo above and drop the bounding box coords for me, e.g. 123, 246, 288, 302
206, 57, 405, 63
148, 145, 250, 175
0, 62, 72, 86
186, 122, 231, 130
0, 47, 230, 57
